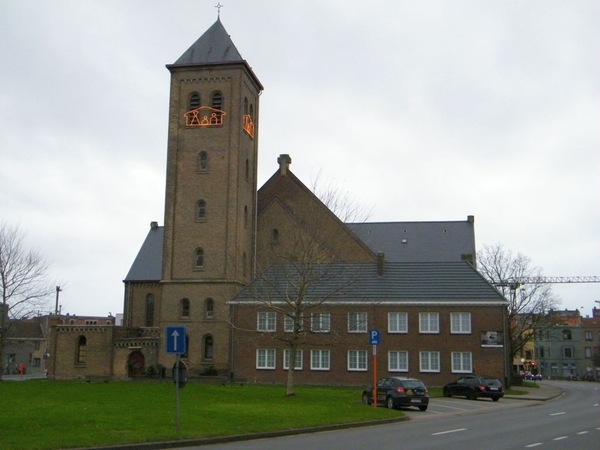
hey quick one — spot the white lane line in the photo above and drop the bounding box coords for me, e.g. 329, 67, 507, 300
553, 436, 568, 441
432, 428, 467, 436
549, 412, 566, 416
524, 444, 543, 448
576, 431, 589, 435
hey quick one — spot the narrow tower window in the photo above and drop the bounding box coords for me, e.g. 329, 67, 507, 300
211, 92, 223, 124
203, 335, 214, 359
197, 200, 206, 220
205, 298, 214, 319
189, 93, 200, 110
245, 159, 250, 180
181, 298, 190, 318
145, 293, 154, 327
76, 336, 87, 364
198, 151, 208, 171
244, 206, 248, 228
195, 248, 204, 268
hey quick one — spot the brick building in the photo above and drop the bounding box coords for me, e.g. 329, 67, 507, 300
50, 17, 509, 385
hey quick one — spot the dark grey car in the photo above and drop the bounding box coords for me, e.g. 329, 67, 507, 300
362, 377, 429, 411
443, 375, 504, 401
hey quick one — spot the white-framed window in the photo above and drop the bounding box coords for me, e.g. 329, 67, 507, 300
283, 349, 303, 370
348, 312, 367, 333
419, 313, 439, 334
419, 351, 440, 372
451, 352, 472, 373
388, 312, 408, 333
284, 313, 303, 333
451, 313, 471, 334
257, 312, 276, 332
348, 350, 368, 371
256, 349, 275, 369
311, 313, 330, 333
310, 349, 330, 370
388, 350, 409, 372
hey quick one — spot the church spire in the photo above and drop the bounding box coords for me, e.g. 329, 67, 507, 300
174, 17, 243, 65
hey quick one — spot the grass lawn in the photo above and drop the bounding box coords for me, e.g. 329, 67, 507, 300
0, 380, 401, 450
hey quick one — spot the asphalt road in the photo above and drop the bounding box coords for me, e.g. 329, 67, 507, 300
173, 381, 599, 450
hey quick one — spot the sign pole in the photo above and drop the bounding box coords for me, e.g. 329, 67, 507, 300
175, 354, 180, 433
373, 345, 377, 408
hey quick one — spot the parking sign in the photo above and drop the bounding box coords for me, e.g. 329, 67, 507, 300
369, 329, 380, 345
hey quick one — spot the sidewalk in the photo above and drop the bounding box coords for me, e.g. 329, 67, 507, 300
504, 381, 563, 401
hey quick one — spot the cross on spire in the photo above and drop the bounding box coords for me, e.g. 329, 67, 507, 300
215, 2, 223, 17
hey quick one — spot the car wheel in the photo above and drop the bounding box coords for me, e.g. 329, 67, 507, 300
418, 405, 428, 411
362, 393, 371, 405
386, 396, 396, 410
443, 387, 451, 397
492, 396, 500, 402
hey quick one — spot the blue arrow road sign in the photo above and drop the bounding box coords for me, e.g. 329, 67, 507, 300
369, 329, 380, 345
166, 326, 187, 354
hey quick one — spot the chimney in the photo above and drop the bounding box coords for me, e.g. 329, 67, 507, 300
150, 221, 158, 229
377, 252, 385, 276
467, 215, 474, 223
277, 154, 292, 176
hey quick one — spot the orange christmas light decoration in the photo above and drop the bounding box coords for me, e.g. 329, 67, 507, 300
243, 115, 254, 138
184, 106, 226, 127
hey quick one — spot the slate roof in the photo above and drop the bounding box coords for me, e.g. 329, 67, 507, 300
174, 18, 243, 65
230, 261, 506, 305
6, 320, 45, 339
347, 220, 475, 263
123, 226, 163, 282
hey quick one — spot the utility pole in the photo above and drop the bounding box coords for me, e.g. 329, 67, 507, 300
54, 286, 62, 315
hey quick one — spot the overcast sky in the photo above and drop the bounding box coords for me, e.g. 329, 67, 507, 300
1, 1, 598, 319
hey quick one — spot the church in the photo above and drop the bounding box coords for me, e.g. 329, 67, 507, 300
48, 17, 508, 387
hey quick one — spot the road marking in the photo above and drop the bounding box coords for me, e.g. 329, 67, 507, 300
576, 431, 588, 435
524, 443, 543, 448
549, 412, 566, 416
432, 428, 466, 436
553, 436, 568, 441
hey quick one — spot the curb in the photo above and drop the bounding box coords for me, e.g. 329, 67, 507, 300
70, 416, 409, 450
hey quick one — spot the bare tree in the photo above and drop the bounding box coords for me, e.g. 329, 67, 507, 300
244, 175, 372, 396
0, 223, 54, 379
477, 244, 560, 378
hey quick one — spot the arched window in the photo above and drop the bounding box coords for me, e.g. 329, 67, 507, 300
197, 200, 206, 220
203, 335, 214, 360
189, 93, 200, 110
211, 92, 223, 124
272, 228, 280, 244
181, 298, 190, 318
211, 91, 223, 109
244, 206, 248, 228
145, 294, 154, 327
195, 248, 204, 268
205, 298, 214, 319
249, 104, 254, 119
245, 159, 250, 180
76, 336, 87, 364
198, 151, 208, 171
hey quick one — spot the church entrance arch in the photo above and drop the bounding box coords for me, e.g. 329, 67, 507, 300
127, 350, 145, 377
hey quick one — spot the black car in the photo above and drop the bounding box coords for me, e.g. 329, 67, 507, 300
362, 377, 429, 411
443, 375, 504, 401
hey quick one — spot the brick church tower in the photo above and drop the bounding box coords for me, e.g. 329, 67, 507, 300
159, 17, 263, 375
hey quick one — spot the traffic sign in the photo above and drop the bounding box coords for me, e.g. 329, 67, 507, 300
166, 326, 187, 354
369, 329, 380, 346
